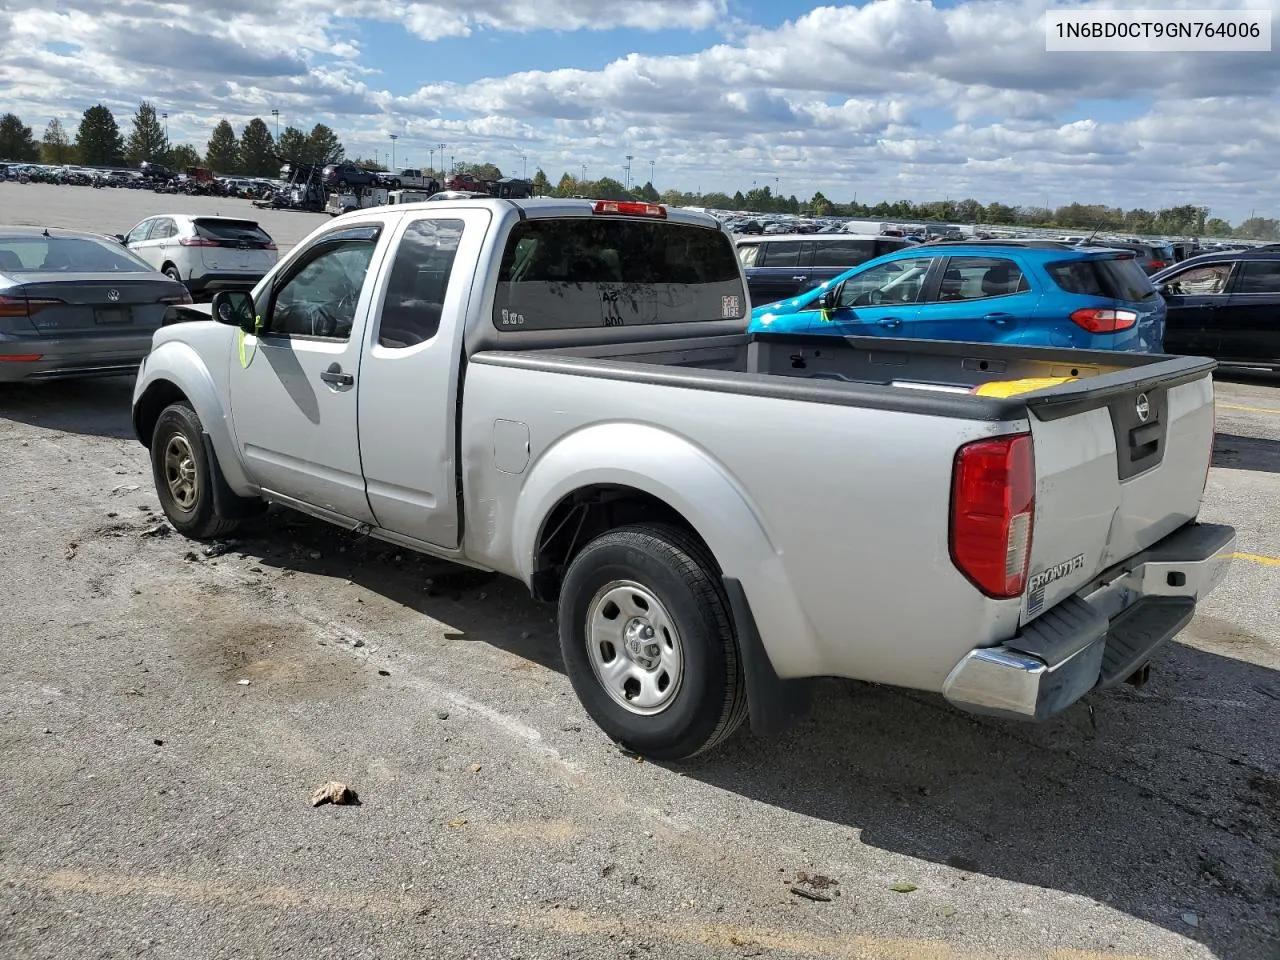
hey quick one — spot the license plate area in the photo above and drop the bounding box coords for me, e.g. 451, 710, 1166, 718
94, 307, 134, 325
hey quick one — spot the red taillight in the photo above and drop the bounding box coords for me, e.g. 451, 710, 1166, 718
950, 434, 1035, 599
0, 294, 61, 317
0, 354, 44, 361
158, 292, 194, 305
1070, 307, 1137, 333
1148, 260, 1167, 270
592, 200, 666, 218
179, 237, 219, 247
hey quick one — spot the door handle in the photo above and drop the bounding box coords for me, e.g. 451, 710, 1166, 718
320, 364, 354, 387
985, 312, 1014, 324
791, 275, 809, 282
877, 318, 903, 329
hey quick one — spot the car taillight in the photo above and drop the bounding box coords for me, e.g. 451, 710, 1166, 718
1148, 260, 1167, 270
1070, 307, 1137, 333
592, 200, 666, 218
158, 292, 194, 305
0, 294, 61, 317
264, 242, 277, 250
179, 237, 219, 247
950, 434, 1035, 599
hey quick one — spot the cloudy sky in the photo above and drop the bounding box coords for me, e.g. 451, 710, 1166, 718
1, 0, 1276, 221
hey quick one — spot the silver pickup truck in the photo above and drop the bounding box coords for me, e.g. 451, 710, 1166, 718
131, 198, 1235, 759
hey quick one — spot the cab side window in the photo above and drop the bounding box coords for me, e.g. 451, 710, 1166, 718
266, 233, 379, 340
151, 219, 177, 240
1234, 260, 1280, 294
1164, 263, 1233, 296
125, 220, 154, 244
377, 218, 465, 348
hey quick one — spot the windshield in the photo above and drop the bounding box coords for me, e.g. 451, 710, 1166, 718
493, 217, 745, 330
0, 235, 154, 274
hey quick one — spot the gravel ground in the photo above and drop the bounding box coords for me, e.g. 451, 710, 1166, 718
1, 185, 1279, 960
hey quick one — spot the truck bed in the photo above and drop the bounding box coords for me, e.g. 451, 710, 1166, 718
473, 331, 1217, 424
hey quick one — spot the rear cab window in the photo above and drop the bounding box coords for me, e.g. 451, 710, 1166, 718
1047, 256, 1156, 302
494, 217, 746, 330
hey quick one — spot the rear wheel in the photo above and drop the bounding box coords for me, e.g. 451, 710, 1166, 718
150, 402, 246, 540
557, 524, 747, 760
162, 264, 184, 286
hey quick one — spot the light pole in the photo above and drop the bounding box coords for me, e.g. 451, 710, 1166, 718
428, 147, 434, 173
649, 159, 655, 187
581, 163, 587, 183
438, 143, 446, 175
271, 109, 279, 140
161, 112, 168, 141
389, 133, 398, 172
624, 155, 633, 192
517, 152, 527, 179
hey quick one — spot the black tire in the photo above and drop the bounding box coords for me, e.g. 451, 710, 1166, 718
150, 402, 245, 540
557, 523, 748, 760
162, 264, 185, 286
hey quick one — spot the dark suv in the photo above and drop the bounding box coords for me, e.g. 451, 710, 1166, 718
321, 163, 384, 190
735, 233, 911, 306
1081, 238, 1175, 275
1154, 248, 1280, 369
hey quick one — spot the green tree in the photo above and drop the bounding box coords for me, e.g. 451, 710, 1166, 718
306, 124, 343, 165
953, 198, 984, 223
731, 190, 746, 208
698, 191, 733, 209
239, 118, 275, 177
276, 126, 309, 162
124, 101, 169, 166
1204, 217, 1232, 237
456, 161, 503, 181
74, 104, 125, 166
0, 113, 41, 162
807, 190, 833, 217
593, 176, 630, 200
167, 144, 203, 169
983, 202, 1017, 225
1123, 208, 1157, 234
1234, 217, 1280, 241
205, 120, 240, 173
40, 118, 72, 164
636, 181, 660, 203
531, 168, 551, 196
554, 172, 578, 197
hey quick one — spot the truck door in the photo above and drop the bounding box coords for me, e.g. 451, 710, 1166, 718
356, 208, 491, 548
227, 221, 393, 524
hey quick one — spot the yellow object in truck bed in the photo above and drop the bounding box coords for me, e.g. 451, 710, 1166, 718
971, 376, 1078, 398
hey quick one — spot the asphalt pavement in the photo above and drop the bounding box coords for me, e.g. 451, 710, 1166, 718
1, 182, 1278, 960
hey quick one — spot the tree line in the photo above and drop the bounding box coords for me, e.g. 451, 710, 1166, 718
2, 107, 1274, 240
0, 104, 345, 178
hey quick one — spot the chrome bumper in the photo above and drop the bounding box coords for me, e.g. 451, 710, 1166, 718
942, 522, 1236, 721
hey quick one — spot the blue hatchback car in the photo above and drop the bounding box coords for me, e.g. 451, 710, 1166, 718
748, 241, 1166, 353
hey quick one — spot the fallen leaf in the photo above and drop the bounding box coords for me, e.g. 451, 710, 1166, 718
448, 817, 468, 828
889, 882, 918, 894
310, 780, 359, 807
470, 763, 482, 773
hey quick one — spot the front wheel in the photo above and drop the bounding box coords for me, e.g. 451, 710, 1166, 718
150, 402, 246, 540
557, 524, 747, 760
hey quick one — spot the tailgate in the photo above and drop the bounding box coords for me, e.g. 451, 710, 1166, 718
1019, 357, 1217, 623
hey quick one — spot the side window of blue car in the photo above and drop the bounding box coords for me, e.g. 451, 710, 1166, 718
932, 257, 1029, 303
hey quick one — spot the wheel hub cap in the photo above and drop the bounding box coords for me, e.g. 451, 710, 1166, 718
585, 580, 684, 716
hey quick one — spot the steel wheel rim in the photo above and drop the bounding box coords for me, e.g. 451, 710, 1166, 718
162, 434, 199, 511
585, 579, 684, 716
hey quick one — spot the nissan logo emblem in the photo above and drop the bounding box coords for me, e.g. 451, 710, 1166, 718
107, 289, 120, 302
1135, 393, 1150, 423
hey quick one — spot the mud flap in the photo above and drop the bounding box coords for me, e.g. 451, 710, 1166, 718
722, 577, 815, 736
200, 433, 267, 521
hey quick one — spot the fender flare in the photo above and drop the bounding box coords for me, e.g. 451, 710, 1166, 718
511, 422, 817, 735
133, 340, 254, 495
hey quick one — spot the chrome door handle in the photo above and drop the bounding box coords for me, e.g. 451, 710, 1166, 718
878, 318, 903, 328
791, 275, 809, 282
985, 312, 1014, 324
320, 364, 353, 386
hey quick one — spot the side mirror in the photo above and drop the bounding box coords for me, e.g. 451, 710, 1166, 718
211, 290, 257, 333
815, 289, 836, 311
1153, 282, 1168, 296
114, 234, 126, 243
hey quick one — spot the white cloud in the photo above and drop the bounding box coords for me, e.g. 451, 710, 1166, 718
0, 0, 1278, 220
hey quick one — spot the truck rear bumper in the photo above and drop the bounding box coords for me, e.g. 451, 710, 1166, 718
942, 521, 1236, 721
